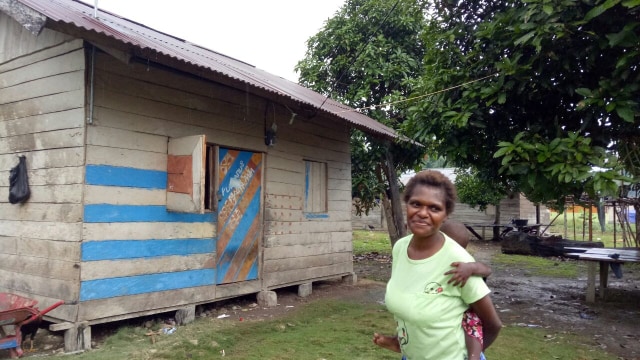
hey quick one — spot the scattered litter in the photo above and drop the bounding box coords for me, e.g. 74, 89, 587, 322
286, 305, 294, 308
162, 327, 176, 335
217, 314, 231, 319
516, 323, 541, 328
145, 330, 161, 344
579, 312, 596, 320
220, 349, 225, 356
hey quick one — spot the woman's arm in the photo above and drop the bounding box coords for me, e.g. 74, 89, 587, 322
469, 295, 502, 350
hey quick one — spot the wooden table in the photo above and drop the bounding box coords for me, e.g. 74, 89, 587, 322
564, 247, 640, 302
464, 223, 546, 241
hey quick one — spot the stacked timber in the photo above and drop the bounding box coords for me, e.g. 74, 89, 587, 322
501, 232, 604, 257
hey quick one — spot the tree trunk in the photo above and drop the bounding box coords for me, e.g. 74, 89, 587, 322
379, 145, 406, 247
492, 204, 501, 240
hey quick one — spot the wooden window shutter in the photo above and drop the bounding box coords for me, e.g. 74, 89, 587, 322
167, 135, 206, 213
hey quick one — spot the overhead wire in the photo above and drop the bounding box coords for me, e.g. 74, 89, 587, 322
333, 72, 499, 114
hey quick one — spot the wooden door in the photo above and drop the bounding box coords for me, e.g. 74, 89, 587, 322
216, 148, 263, 284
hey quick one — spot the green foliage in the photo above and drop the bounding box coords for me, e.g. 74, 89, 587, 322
297, 0, 428, 220
402, 0, 640, 209
495, 132, 631, 208
454, 168, 506, 211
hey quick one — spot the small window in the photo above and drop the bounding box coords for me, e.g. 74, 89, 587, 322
167, 136, 218, 213
167, 135, 206, 213
304, 160, 327, 215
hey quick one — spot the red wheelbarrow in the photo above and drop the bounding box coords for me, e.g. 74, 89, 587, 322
0, 293, 64, 358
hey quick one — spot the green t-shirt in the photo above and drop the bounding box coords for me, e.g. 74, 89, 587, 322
385, 233, 490, 360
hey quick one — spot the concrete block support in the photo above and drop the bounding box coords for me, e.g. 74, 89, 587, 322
342, 272, 357, 285
175, 306, 196, 325
257, 290, 277, 307
298, 282, 312, 297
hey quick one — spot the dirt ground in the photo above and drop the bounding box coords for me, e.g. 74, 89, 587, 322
3, 240, 640, 359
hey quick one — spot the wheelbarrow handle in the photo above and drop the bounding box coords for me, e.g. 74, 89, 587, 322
38, 300, 64, 316
18, 300, 65, 327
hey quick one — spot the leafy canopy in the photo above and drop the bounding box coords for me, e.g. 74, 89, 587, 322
297, 0, 428, 219
402, 0, 639, 208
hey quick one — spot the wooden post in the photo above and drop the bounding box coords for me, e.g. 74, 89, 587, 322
599, 261, 608, 300
586, 262, 596, 303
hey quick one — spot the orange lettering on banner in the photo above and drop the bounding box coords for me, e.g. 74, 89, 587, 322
167, 155, 193, 195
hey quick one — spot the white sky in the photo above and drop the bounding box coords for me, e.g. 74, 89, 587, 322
82, 0, 346, 82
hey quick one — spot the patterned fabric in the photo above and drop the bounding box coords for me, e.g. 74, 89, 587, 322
462, 309, 484, 347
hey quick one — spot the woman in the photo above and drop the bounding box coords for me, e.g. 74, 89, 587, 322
373, 170, 502, 360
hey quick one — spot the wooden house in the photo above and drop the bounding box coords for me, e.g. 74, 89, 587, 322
353, 168, 552, 237
0, 0, 398, 351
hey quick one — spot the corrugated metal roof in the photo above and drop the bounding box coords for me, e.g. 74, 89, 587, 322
12, 0, 397, 139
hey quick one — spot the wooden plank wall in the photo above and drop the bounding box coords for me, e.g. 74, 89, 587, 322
0, 12, 73, 64
0, 35, 86, 322
78, 50, 352, 322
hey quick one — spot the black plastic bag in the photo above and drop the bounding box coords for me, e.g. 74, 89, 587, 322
9, 155, 30, 204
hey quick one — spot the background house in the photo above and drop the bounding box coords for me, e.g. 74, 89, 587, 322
353, 168, 552, 238
0, 0, 398, 352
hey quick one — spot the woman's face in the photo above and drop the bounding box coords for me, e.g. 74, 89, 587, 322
406, 184, 448, 239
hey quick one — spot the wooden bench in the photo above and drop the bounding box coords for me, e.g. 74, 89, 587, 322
564, 247, 640, 302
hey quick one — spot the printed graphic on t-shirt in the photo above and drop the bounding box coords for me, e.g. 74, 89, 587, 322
423, 282, 443, 294
398, 319, 409, 346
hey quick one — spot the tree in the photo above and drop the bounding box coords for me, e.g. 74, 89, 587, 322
296, 0, 428, 244
403, 0, 638, 212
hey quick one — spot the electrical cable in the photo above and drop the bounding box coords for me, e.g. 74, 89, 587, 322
333, 73, 499, 114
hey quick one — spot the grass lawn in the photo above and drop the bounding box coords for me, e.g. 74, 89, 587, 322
70, 298, 617, 360
67, 230, 626, 359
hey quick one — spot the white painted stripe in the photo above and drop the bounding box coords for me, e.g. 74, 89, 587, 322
84, 185, 166, 205
83, 222, 216, 241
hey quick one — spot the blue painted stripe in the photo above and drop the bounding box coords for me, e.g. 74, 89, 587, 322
81, 239, 215, 261
304, 213, 329, 219
304, 161, 310, 210
231, 227, 260, 282
247, 258, 259, 280
217, 193, 260, 284
0, 338, 18, 350
80, 269, 215, 301
219, 151, 255, 200
84, 204, 214, 223
86, 165, 167, 189
218, 159, 260, 237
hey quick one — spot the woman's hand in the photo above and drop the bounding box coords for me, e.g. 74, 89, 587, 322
372, 333, 401, 353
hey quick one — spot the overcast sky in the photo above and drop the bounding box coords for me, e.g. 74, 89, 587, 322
81, 0, 346, 82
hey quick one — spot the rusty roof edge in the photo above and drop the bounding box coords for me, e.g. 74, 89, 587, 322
13, 0, 400, 140
1, 0, 47, 35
